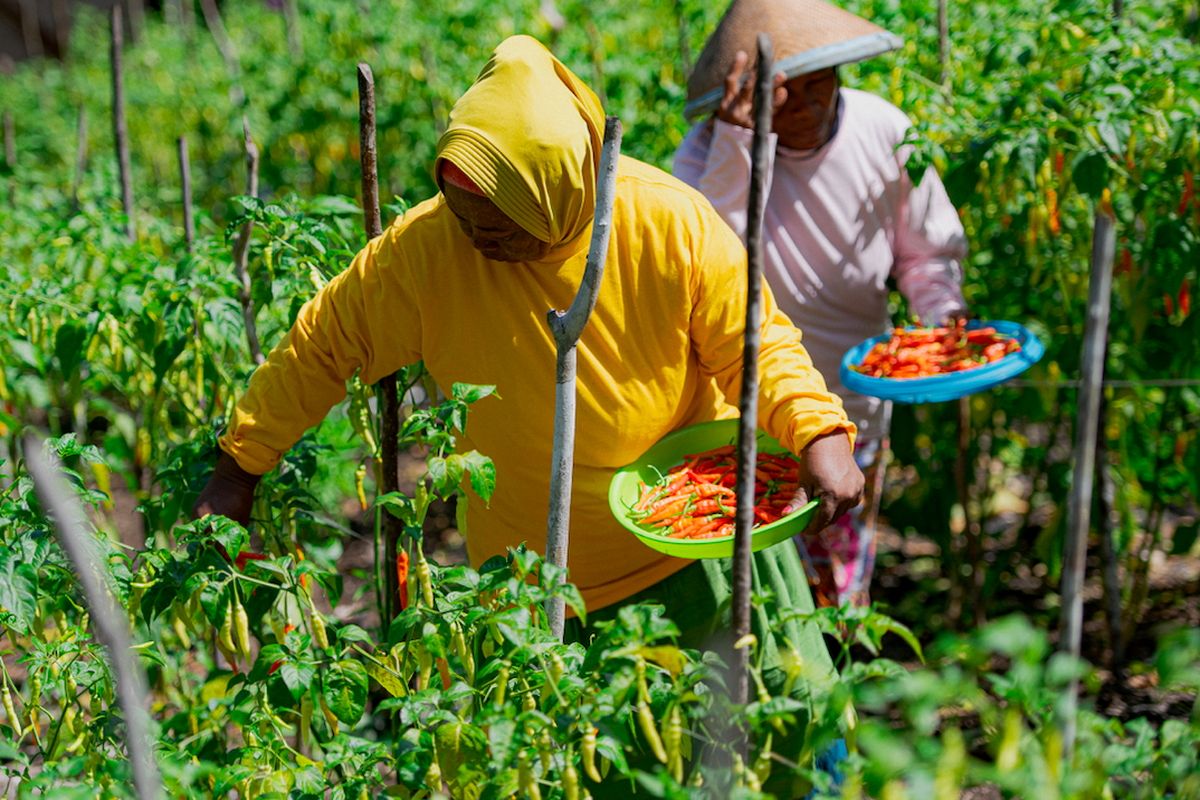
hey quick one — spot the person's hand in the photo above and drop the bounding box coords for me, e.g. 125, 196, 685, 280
192, 451, 261, 527
942, 307, 971, 327
714, 50, 787, 131
782, 429, 865, 537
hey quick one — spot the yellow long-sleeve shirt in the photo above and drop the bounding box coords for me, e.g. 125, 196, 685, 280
220, 155, 853, 612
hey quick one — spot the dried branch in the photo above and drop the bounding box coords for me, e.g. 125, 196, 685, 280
544, 115, 622, 640
731, 33, 775, 737
1060, 207, 1116, 760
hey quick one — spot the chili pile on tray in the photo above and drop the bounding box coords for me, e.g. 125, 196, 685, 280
851, 319, 1022, 379
629, 444, 801, 540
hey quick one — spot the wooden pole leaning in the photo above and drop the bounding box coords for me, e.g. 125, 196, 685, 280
1060, 206, 1116, 761
731, 32, 775, 737
544, 116, 622, 641
356, 62, 403, 622
27, 439, 164, 800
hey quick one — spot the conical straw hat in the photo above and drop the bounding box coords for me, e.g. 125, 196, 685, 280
685, 0, 902, 121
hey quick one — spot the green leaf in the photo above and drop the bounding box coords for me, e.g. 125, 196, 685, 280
942, 157, 980, 208
323, 660, 368, 726
54, 320, 90, 378
460, 450, 496, 503
364, 647, 408, 698
1072, 150, 1109, 199
451, 383, 496, 405
433, 722, 489, 800
248, 644, 287, 682
152, 335, 189, 385
306, 195, 363, 216
280, 661, 316, 701
426, 455, 459, 498
0, 546, 38, 635
1170, 521, 1198, 555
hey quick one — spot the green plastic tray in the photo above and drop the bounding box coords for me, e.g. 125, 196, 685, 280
608, 419, 817, 559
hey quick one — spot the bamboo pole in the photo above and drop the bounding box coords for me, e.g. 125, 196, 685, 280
26, 439, 164, 800
544, 116, 622, 640
179, 135, 194, 252
1060, 207, 1115, 760
731, 33, 775, 731
232, 117, 265, 365
357, 63, 402, 622
111, 5, 136, 242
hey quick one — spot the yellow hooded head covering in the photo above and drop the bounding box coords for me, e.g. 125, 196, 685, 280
436, 36, 606, 248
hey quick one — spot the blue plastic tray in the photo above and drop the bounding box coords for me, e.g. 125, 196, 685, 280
839, 320, 1045, 404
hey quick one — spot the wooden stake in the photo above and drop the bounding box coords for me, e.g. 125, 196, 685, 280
232, 117, 265, 365
179, 135, 194, 253
19, 0, 43, 59
544, 116, 622, 640
129, 0, 146, 45
51, 0, 70, 59
731, 34, 774, 735
358, 63, 401, 622
111, 5, 136, 242
1060, 207, 1116, 760
198, 0, 240, 80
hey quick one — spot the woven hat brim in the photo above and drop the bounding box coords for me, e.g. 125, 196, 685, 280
684, 30, 902, 122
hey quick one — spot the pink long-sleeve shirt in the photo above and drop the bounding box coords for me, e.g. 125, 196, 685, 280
673, 87, 968, 438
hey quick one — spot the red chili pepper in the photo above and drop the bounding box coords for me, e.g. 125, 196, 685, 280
1179, 278, 1191, 318
397, 550, 410, 611
1180, 171, 1195, 216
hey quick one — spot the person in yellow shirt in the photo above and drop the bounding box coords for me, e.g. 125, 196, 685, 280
193, 34, 862, 793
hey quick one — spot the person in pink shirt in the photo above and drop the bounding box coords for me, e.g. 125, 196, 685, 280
673, 0, 969, 609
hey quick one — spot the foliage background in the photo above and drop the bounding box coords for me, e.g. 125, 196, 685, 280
0, 0, 1197, 796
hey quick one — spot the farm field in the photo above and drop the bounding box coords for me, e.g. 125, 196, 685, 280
0, 0, 1198, 798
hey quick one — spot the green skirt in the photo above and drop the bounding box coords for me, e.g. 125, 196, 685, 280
563, 541, 834, 798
